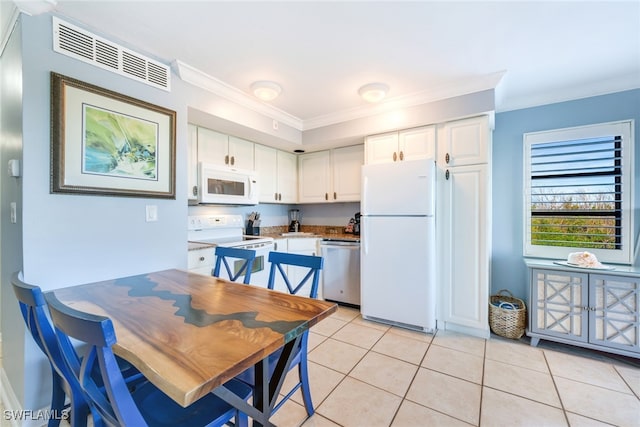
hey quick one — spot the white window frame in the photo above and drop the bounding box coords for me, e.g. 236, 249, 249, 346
523, 120, 635, 264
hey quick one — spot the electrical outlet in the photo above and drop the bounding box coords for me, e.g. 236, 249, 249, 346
145, 205, 158, 222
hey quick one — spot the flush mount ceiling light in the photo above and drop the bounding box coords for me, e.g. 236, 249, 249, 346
358, 83, 389, 103
251, 81, 282, 102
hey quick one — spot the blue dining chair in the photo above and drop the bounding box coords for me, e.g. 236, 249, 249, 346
11, 273, 144, 427
44, 292, 253, 427
11, 272, 87, 427
212, 246, 256, 284
236, 251, 323, 417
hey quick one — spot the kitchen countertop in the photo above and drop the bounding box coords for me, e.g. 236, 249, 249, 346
189, 226, 360, 251
260, 225, 360, 242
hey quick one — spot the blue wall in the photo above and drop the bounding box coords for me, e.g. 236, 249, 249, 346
491, 89, 640, 299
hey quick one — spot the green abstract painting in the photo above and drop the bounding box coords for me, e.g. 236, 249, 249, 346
83, 104, 158, 180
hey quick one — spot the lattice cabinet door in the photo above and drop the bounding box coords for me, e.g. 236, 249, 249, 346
531, 269, 589, 342
589, 274, 640, 354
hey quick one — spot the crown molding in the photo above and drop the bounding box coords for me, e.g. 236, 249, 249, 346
173, 60, 303, 130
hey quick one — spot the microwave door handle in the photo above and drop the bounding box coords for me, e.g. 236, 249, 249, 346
249, 177, 256, 200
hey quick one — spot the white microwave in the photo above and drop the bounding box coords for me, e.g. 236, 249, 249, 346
198, 163, 259, 205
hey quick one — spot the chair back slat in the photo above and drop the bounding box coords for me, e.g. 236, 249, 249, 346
267, 252, 324, 298
213, 247, 257, 284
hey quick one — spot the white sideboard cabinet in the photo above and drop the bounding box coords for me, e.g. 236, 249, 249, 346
525, 259, 640, 358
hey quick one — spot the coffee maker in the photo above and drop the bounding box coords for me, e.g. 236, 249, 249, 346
288, 209, 301, 232
353, 212, 361, 235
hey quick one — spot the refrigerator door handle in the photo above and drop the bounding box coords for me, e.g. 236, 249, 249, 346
362, 217, 368, 255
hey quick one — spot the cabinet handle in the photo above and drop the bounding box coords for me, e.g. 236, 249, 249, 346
230, 156, 235, 166
199, 256, 205, 262
279, 193, 282, 201
399, 150, 404, 161
325, 193, 328, 201
274, 192, 278, 201
225, 154, 229, 165
393, 152, 397, 162
192, 186, 198, 196
445, 169, 450, 180
334, 192, 337, 200
445, 153, 450, 164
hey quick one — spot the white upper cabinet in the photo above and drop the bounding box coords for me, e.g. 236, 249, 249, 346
298, 150, 332, 203
437, 116, 490, 166
399, 126, 436, 161
365, 126, 435, 164
254, 144, 297, 203
228, 136, 255, 170
332, 145, 364, 202
277, 150, 298, 203
197, 127, 254, 169
365, 132, 399, 164
298, 145, 364, 203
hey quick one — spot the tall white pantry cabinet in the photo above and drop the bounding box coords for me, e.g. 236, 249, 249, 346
437, 115, 492, 338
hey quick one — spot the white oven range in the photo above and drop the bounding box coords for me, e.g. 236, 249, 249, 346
188, 214, 274, 286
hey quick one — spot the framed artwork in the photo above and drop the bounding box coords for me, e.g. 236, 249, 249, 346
50, 72, 176, 199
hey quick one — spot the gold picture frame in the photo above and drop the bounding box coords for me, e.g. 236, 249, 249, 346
51, 72, 176, 199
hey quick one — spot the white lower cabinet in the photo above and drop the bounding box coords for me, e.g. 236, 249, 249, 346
527, 262, 640, 357
188, 248, 215, 276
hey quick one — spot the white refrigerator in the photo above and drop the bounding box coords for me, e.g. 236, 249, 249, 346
360, 159, 436, 332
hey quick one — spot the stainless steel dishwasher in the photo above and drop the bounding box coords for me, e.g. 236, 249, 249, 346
320, 238, 361, 307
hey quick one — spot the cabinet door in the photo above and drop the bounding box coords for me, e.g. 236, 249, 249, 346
530, 269, 589, 342
187, 124, 199, 200
332, 145, 363, 202
298, 151, 331, 203
228, 136, 254, 170
277, 150, 298, 203
254, 144, 278, 202
590, 274, 640, 353
438, 116, 489, 166
439, 164, 490, 335
399, 125, 436, 161
187, 248, 215, 276
197, 127, 228, 166
365, 132, 399, 164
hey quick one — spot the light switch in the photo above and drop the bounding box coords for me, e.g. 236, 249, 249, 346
145, 205, 158, 222
8, 159, 20, 177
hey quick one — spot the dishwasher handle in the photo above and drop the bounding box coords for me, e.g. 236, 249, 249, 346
320, 241, 360, 248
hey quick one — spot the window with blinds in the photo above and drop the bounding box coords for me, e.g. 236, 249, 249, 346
524, 121, 634, 264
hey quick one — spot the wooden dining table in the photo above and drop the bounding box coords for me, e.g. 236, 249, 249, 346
50, 268, 337, 426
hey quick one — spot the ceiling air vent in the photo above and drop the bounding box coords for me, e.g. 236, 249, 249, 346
52, 17, 170, 91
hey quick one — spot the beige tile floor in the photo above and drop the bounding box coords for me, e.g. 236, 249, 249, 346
2, 305, 639, 427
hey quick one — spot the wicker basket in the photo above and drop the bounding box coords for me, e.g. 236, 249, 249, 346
489, 290, 527, 339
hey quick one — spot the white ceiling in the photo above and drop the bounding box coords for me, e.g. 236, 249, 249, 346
16, 1, 640, 127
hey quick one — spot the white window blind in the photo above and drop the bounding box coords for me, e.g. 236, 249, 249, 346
524, 121, 634, 264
